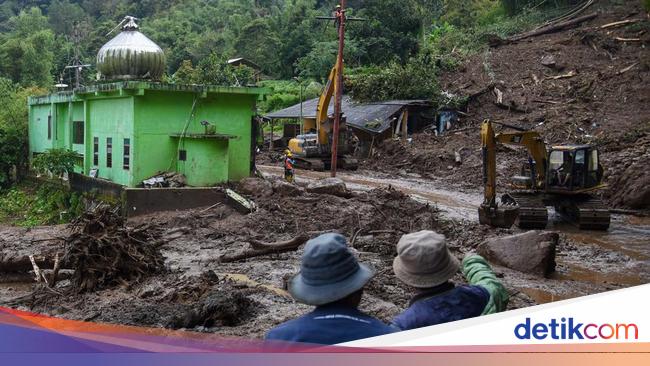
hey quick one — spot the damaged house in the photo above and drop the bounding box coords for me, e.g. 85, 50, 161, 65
264, 96, 435, 155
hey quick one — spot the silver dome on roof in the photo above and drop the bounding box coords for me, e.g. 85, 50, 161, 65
97, 16, 165, 81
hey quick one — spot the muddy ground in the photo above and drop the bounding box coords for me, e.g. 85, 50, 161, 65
1, 0, 649, 340
1, 167, 648, 338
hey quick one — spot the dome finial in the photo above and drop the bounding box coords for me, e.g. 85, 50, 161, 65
122, 15, 139, 31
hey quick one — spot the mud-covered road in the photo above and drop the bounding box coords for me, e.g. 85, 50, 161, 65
259, 165, 650, 305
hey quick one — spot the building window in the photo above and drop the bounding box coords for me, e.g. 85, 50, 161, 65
93, 137, 99, 166
106, 137, 113, 168
123, 138, 130, 170
47, 115, 52, 140
72, 121, 84, 144
179, 149, 187, 161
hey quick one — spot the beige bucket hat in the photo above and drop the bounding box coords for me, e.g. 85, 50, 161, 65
393, 230, 460, 288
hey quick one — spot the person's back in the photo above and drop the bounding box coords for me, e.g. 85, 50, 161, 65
392, 283, 489, 331
391, 231, 508, 331
267, 301, 394, 344
265, 233, 394, 344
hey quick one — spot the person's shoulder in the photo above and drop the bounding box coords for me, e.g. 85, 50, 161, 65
350, 310, 396, 334
265, 315, 309, 341
458, 284, 491, 301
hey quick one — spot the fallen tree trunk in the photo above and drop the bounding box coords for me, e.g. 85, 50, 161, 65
508, 13, 598, 42
248, 234, 309, 251
0, 236, 65, 273
219, 234, 309, 263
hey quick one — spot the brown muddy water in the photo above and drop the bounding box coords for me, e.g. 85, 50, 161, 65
259, 165, 650, 304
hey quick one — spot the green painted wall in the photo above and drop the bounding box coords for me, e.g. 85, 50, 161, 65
29, 104, 54, 153
176, 138, 229, 186
28, 83, 264, 187
132, 89, 257, 185
86, 97, 134, 185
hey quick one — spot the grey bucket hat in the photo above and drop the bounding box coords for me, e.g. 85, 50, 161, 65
289, 233, 374, 306
393, 230, 460, 288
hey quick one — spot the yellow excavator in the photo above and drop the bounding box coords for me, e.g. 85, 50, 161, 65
287, 64, 358, 171
479, 119, 610, 230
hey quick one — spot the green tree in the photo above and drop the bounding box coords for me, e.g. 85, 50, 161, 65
172, 60, 199, 84
0, 8, 55, 86
32, 148, 79, 177
234, 18, 282, 77
47, 0, 88, 35
349, 0, 422, 66
0, 78, 45, 187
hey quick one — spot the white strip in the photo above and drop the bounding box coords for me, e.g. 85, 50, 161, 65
344, 284, 650, 347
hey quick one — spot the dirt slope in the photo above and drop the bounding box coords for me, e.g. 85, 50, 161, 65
364, 1, 650, 210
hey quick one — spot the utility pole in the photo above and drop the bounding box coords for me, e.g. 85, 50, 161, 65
316, 3, 362, 177
65, 22, 91, 89
330, 1, 346, 177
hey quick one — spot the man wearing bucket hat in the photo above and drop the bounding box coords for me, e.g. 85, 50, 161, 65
391, 230, 508, 331
265, 233, 395, 344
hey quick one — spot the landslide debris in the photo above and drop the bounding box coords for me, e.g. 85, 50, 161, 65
362, 1, 650, 210
63, 204, 165, 292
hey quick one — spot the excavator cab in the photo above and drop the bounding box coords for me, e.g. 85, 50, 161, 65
546, 145, 603, 193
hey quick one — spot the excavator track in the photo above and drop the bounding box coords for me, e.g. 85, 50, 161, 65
555, 196, 611, 231
507, 192, 549, 229
294, 157, 325, 171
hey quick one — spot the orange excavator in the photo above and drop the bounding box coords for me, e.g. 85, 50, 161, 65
286, 64, 357, 171
479, 119, 610, 230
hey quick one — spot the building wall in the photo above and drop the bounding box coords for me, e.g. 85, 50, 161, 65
176, 138, 229, 186
133, 90, 256, 185
29, 104, 55, 154
86, 97, 134, 186
29, 84, 261, 188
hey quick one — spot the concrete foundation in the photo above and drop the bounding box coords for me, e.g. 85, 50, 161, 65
124, 187, 227, 217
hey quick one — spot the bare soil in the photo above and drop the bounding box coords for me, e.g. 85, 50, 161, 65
363, 1, 650, 210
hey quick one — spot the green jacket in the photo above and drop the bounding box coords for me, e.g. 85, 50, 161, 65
462, 254, 509, 314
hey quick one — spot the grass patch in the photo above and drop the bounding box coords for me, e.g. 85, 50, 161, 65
0, 181, 84, 227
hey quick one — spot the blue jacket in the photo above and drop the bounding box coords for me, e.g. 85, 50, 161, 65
392, 283, 490, 331
266, 304, 395, 344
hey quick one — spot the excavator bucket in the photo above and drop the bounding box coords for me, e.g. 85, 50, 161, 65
478, 203, 519, 228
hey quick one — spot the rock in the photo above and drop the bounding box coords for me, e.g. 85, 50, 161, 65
541, 55, 556, 68
237, 177, 273, 198
272, 180, 304, 197
477, 231, 558, 277
306, 177, 350, 197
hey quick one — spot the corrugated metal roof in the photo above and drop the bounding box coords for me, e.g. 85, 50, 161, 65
264, 96, 431, 134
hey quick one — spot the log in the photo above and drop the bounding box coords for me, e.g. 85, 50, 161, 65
617, 63, 639, 75
248, 234, 309, 251
507, 13, 598, 42
219, 246, 301, 263
545, 70, 577, 80
601, 19, 641, 29
614, 37, 641, 42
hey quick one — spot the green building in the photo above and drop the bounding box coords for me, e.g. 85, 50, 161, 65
28, 82, 265, 187
28, 17, 265, 188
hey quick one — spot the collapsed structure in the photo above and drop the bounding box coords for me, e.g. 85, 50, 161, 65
265, 96, 435, 156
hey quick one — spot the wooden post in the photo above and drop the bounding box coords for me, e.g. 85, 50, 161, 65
330, 0, 346, 177
401, 109, 409, 138
269, 120, 274, 150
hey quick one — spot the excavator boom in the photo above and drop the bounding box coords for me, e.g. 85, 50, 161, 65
478, 120, 519, 228
315, 64, 339, 146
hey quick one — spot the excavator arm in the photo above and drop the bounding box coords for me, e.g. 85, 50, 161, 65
478, 120, 520, 228
495, 131, 547, 189
315, 64, 339, 146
